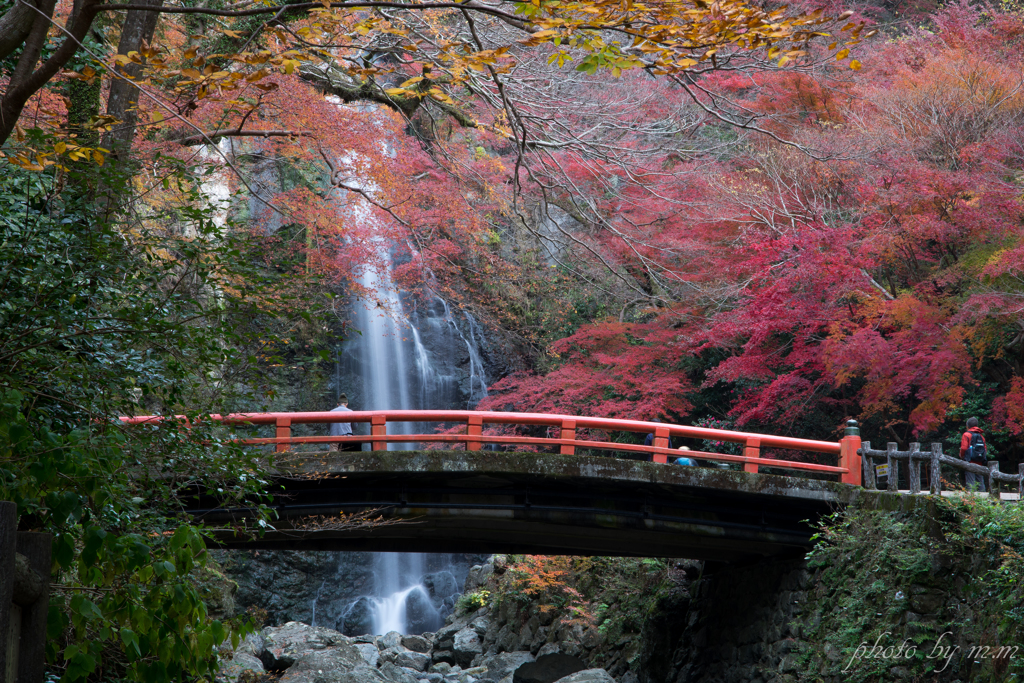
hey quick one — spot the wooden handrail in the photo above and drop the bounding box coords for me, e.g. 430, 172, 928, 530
861, 441, 1024, 500
119, 410, 858, 481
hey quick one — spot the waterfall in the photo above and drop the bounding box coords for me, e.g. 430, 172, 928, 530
333, 144, 491, 632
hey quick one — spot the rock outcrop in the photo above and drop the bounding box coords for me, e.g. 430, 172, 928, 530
218, 621, 616, 683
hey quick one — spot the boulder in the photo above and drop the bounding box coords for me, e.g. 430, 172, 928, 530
512, 655, 587, 683
233, 633, 266, 658
552, 671, 615, 683
535, 645, 560, 658
419, 675, 444, 683
218, 652, 264, 683
435, 623, 461, 647
495, 625, 516, 653
340, 597, 376, 637
396, 651, 432, 671
380, 661, 421, 683
424, 571, 460, 602
469, 617, 488, 638
261, 622, 352, 670
453, 628, 483, 667
278, 647, 380, 683
354, 643, 381, 667
406, 588, 444, 634
431, 662, 453, 674
463, 564, 494, 593
432, 650, 457, 665
379, 632, 404, 650
402, 635, 431, 653
478, 652, 535, 682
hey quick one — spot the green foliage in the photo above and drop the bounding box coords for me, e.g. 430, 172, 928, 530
943, 495, 1024, 637
0, 158, 316, 681
491, 555, 674, 642
803, 500, 1024, 682
455, 589, 491, 614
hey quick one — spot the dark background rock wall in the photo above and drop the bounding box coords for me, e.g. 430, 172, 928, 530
213, 550, 489, 634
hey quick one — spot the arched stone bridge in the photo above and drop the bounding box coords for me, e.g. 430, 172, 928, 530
126, 410, 875, 562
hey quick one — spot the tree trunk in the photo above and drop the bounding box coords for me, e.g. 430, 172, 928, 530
103, 0, 162, 159
0, 0, 36, 62
0, 0, 101, 146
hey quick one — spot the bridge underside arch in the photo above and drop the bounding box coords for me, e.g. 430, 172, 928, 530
193, 451, 862, 562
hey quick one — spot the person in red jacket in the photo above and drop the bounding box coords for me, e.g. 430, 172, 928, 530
959, 417, 987, 492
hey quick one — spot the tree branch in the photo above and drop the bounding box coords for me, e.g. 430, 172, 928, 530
171, 128, 314, 145
0, 0, 36, 62
94, 0, 526, 23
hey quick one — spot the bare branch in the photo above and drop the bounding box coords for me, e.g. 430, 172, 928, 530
171, 128, 315, 145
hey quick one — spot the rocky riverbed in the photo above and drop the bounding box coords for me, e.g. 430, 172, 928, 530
218, 558, 633, 683
219, 619, 616, 683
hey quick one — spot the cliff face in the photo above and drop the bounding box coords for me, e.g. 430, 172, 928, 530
212, 551, 490, 634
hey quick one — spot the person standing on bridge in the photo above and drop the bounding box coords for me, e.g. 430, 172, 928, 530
330, 394, 359, 452
959, 417, 987, 492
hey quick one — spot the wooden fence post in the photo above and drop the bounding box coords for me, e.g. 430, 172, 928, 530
275, 416, 291, 453
1019, 463, 1024, 501
886, 443, 898, 492
559, 420, 576, 456
839, 420, 862, 486
743, 437, 761, 474
371, 415, 387, 452
1, 502, 15, 683
15, 533, 50, 683
930, 443, 942, 495
861, 440, 875, 489
467, 415, 483, 452
988, 462, 1001, 500
2, 502, 51, 683
908, 443, 921, 494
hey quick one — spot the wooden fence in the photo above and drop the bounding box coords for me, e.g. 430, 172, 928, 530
0, 502, 50, 683
860, 442, 1024, 499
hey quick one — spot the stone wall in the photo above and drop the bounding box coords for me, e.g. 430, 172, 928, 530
658, 559, 809, 683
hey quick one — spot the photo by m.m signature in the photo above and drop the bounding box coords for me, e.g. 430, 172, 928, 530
843, 632, 1020, 672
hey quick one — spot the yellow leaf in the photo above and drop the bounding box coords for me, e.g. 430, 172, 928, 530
384, 87, 410, 96
849, 59, 862, 70
152, 111, 164, 123
836, 47, 849, 60
428, 87, 453, 104
54, 142, 67, 154
93, 150, 105, 165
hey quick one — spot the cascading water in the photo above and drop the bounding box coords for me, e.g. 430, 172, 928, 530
328, 132, 492, 633
201, 120, 494, 636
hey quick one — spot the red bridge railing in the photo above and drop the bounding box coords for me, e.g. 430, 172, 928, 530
121, 411, 864, 486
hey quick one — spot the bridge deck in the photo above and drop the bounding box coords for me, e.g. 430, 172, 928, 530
190, 450, 869, 562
